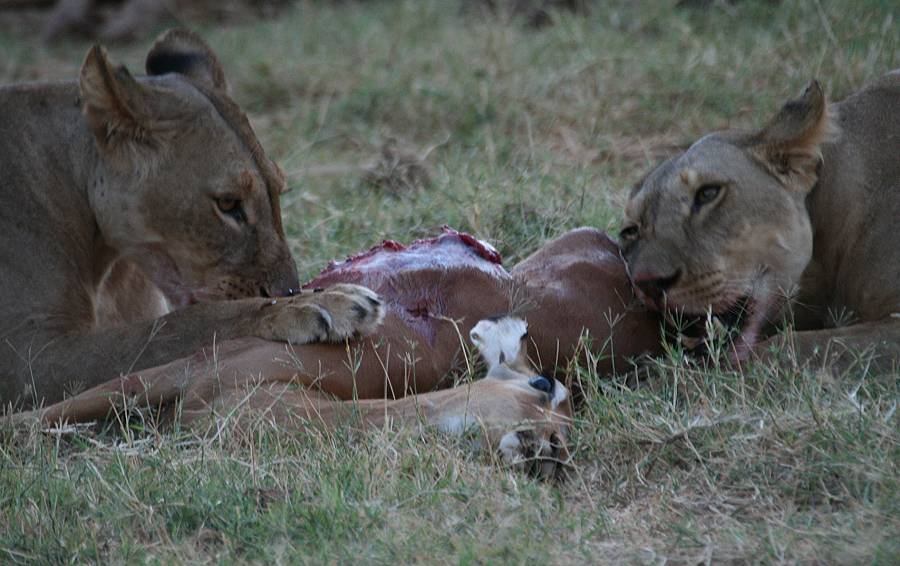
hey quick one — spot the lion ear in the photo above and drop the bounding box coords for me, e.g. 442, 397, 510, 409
145, 28, 227, 91
747, 80, 837, 194
80, 45, 155, 151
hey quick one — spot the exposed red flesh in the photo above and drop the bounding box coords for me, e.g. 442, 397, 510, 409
304, 227, 510, 344
305, 226, 505, 290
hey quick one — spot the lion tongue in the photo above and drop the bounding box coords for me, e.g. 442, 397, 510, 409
729, 296, 772, 364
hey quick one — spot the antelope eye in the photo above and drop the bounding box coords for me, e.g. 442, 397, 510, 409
694, 184, 722, 209
619, 225, 639, 241
215, 197, 246, 224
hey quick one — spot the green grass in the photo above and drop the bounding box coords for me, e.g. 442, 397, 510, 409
1, 0, 899, 562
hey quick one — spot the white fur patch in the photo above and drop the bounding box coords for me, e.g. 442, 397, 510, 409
469, 317, 527, 371
498, 432, 523, 463
436, 414, 475, 436
550, 381, 568, 410
679, 167, 699, 187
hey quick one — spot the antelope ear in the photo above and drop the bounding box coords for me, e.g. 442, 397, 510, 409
747, 80, 837, 194
145, 28, 227, 91
80, 45, 155, 150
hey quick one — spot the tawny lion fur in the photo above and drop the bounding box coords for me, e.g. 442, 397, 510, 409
621, 71, 900, 370
0, 30, 385, 408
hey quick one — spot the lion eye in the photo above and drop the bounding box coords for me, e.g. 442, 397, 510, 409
693, 184, 722, 209
619, 225, 639, 241
217, 197, 238, 212
216, 197, 246, 224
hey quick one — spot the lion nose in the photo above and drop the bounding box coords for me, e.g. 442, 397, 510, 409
632, 269, 680, 308
261, 286, 299, 298
528, 376, 555, 396
260, 264, 302, 298
260, 281, 301, 299
259, 254, 301, 298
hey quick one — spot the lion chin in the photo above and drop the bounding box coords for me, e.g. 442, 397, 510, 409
659, 292, 778, 364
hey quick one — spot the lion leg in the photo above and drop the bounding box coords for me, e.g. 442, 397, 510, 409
2, 284, 383, 409
755, 318, 900, 374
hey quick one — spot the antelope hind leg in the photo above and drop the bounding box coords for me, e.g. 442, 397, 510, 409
202, 376, 572, 479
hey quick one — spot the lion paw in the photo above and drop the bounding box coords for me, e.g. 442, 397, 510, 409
257, 284, 385, 344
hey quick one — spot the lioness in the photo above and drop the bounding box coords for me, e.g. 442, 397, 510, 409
620, 71, 900, 369
0, 30, 385, 408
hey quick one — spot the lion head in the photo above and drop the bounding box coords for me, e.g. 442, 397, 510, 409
619, 82, 836, 355
80, 30, 299, 307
